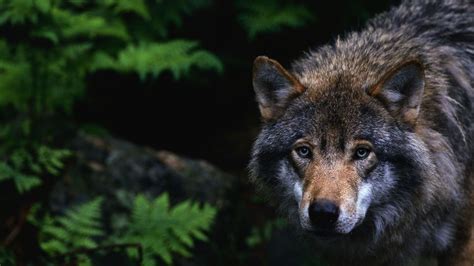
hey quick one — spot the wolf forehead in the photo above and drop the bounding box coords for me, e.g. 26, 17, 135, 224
269, 89, 391, 144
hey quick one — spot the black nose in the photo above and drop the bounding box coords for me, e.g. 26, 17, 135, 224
308, 200, 340, 230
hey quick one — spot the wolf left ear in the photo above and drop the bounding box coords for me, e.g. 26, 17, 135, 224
369, 62, 425, 127
253, 56, 305, 121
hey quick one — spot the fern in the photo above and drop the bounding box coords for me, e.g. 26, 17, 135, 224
104, 0, 150, 20
0, 0, 41, 25
147, 0, 211, 37
112, 193, 217, 266
238, 0, 313, 39
0, 161, 41, 193
51, 8, 130, 41
0, 247, 15, 265
0, 0, 224, 197
92, 40, 223, 80
246, 218, 287, 247
39, 197, 104, 256
0, 145, 70, 194
37, 146, 72, 176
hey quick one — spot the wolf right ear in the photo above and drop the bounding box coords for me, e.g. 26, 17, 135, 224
253, 56, 305, 121
369, 62, 425, 127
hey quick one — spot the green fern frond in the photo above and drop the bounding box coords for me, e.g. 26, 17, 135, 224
0, 145, 69, 194
36, 146, 71, 176
150, 0, 210, 36
49, 8, 129, 41
92, 40, 223, 80
13, 174, 42, 193
39, 197, 104, 255
113, 193, 217, 266
238, 0, 313, 39
0, 161, 42, 193
0, 247, 15, 265
106, 0, 150, 19
0, 58, 32, 110
0, 0, 39, 25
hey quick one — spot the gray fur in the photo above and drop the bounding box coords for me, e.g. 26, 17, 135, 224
249, 0, 474, 265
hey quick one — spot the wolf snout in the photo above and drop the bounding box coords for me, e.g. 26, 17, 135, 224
308, 200, 340, 231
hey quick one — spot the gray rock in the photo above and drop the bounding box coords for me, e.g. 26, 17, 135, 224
49, 132, 236, 213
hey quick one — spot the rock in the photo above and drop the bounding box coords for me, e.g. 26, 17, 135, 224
49, 132, 236, 213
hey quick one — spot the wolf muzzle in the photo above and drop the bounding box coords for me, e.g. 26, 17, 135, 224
308, 200, 340, 233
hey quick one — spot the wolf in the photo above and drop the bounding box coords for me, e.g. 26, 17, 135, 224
248, 0, 474, 265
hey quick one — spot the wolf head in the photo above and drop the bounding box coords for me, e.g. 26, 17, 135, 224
249, 56, 430, 241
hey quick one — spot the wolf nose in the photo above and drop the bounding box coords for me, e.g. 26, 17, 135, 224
308, 200, 340, 230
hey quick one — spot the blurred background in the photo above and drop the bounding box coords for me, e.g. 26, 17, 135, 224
0, 0, 397, 265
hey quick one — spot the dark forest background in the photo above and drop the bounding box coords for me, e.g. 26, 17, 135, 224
0, 0, 398, 265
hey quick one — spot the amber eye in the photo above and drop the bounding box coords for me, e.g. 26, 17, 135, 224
354, 147, 370, 160
295, 146, 312, 159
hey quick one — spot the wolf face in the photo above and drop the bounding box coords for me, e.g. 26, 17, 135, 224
249, 0, 474, 263
249, 57, 430, 242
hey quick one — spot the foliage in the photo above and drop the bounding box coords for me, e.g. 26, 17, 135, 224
31, 193, 216, 265
0, 0, 311, 196
0, 247, 15, 265
0, 146, 70, 193
0, 0, 222, 195
238, 0, 313, 39
111, 193, 217, 266
246, 218, 287, 248
0, 0, 318, 264
0, 0, 222, 115
92, 40, 223, 80
38, 197, 104, 256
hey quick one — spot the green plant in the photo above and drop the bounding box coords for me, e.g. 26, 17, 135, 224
0, 146, 70, 193
0, 0, 222, 194
39, 197, 104, 256
31, 193, 217, 265
0, 247, 15, 265
237, 0, 313, 39
111, 193, 217, 266
245, 218, 287, 248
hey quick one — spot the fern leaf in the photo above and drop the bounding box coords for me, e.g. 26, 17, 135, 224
41, 239, 69, 254
51, 8, 130, 41
0, 162, 15, 181
113, 193, 217, 265
238, 0, 313, 39
0, 59, 32, 111
39, 198, 104, 256
37, 146, 71, 176
93, 41, 223, 80
13, 174, 41, 193
42, 225, 70, 241
0, 0, 39, 25
110, 0, 150, 19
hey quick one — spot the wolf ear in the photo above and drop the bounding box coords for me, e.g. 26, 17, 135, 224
253, 56, 305, 121
369, 62, 425, 126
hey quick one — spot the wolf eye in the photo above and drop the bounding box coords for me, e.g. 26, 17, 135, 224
295, 146, 312, 159
354, 147, 370, 160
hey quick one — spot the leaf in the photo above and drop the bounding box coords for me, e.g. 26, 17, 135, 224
0, 0, 39, 25
35, 0, 51, 13
92, 40, 223, 80
38, 198, 104, 255
112, 0, 150, 19
14, 174, 41, 193
238, 0, 313, 39
112, 193, 217, 265
51, 9, 130, 41
32, 29, 59, 44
